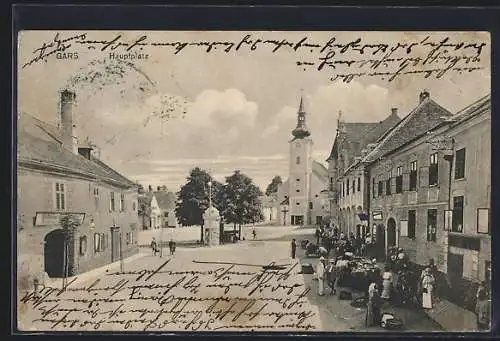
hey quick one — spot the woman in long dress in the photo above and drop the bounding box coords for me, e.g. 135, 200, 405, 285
381, 265, 393, 301
366, 282, 381, 327
421, 268, 435, 309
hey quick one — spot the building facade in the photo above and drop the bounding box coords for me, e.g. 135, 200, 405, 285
277, 96, 329, 226
17, 90, 139, 290
366, 91, 453, 263
327, 108, 401, 233
443, 95, 491, 299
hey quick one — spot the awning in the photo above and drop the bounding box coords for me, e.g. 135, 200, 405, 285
358, 213, 369, 221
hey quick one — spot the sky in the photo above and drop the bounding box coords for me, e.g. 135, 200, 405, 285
17, 31, 491, 192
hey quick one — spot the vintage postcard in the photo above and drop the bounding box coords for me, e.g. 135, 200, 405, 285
16, 31, 491, 333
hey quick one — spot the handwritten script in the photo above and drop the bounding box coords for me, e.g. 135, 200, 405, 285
18, 260, 317, 331
21, 32, 488, 83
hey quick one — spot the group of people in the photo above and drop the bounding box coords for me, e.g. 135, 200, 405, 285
150, 237, 177, 256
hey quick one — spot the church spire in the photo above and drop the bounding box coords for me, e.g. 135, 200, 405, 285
292, 92, 311, 139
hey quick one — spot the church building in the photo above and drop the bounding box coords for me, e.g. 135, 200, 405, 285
277, 96, 329, 226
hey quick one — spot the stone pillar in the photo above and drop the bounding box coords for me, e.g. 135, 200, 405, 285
203, 206, 221, 247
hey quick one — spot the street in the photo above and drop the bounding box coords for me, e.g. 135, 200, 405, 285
18, 226, 441, 332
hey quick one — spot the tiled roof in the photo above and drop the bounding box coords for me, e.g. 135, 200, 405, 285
449, 94, 490, 127
327, 112, 401, 162
312, 161, 329, 182
18, 112, 137, 188
363, 98, 453, 164
153, 191, 176, 210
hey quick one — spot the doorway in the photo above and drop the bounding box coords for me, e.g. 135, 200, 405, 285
44, 229, 73, 278
110, 227, 121, 262
387, 218, 397, 250
291, 215, 304, 226
376, 224, 386, 260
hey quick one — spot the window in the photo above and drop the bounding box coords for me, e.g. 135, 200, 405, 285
408, 210, 416, 239
296, 156, 300, 165
126, 232, 134, 245
54, 182, 66, 211
378, 181, 383, 196
396, 167, 403, 193
93, 186, 99, 206
429, 153, 439, 186
164, 212, 169, 217
386, 174, 391, 195
347, 179, 350, 195
94, 233, 105, 252
120, 193, 125, 211
357, 177, 361, 192
296, 189, 300, 193
452, 196, 464, 233
329, 177, 334, 191
352, 179, 356, 193
455, 148, 466, 180
372, 178, 376, 198
110, 192, 115, 212
409, 161, 418, 191
132, 201, 136, 211
309, 202, 313, 209
296, 202, 300, 206
296, 178, 300, 182
79, 236, 87, 256
427, 209, 437, 242
342, 182, 345, 197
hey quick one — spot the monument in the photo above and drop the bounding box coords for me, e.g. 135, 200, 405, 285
203, 181, 220, 246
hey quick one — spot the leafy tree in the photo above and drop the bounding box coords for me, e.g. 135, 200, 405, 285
175, 167, 222, 242
265, 175, 283, 196
218, 170, 264, 239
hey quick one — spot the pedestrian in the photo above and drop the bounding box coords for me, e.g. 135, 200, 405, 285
315, 228, 321, 244
316, 256, 326, 296
476, 281, 490, 330
366, 282, 381, 327
151, 237, 158, 256
421, 267, 435, 309
381, 265, 393, 301
326, 260, 337, 295
171, 240, 176, 255
168, 239, 174, 255
291, 239, 297, 259
252, 228, 256, 240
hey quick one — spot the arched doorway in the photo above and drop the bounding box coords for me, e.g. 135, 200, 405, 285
387, 218, 397, 250
44, 229, 69, 278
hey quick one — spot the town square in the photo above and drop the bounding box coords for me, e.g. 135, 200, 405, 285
16, 31, 491, 333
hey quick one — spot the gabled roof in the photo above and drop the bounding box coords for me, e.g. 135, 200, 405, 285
312, 161, 329, 182
153, 191, 176, 210
326, 111, 400, 162
18, 112, 137, 188
362, 97, 453, 164
449, 94, 490, 127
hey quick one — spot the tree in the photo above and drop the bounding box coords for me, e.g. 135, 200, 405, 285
59, 214, 81, 288
175, 167, 222, 242
218, 170, 264, 239
265, 175, 283, 196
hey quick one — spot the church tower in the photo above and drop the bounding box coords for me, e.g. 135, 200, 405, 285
288, 95, 313, 226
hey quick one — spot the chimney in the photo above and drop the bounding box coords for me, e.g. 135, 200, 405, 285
391, 108, 398, 116
419, 90, 430, 103
59, 90, 78, 154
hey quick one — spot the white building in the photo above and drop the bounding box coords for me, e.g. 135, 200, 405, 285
277, 96, 329, 226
